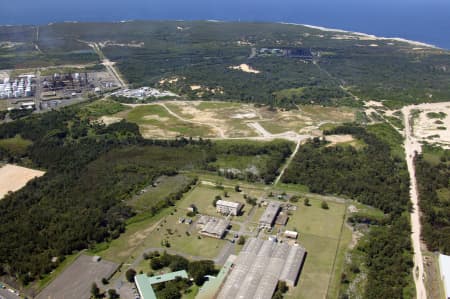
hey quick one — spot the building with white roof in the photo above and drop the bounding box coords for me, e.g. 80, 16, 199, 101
216, 200, 243, 216
439, 254, 450, 299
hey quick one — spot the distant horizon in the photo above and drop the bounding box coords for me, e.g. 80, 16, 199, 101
1, 0, 449, 49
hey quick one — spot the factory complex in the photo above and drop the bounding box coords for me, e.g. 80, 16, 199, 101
0, 76, 34, 99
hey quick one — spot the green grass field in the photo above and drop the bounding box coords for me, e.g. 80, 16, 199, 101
283, 198, 349, 299
129, 175, 192, 212
80, 99, 129, 117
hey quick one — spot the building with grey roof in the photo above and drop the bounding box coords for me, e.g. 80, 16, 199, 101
259, 201, 281, 229
217, 238, 306, 299
199, 216, 229, 239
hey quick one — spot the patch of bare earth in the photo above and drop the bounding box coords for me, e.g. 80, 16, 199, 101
325, 134, 355, 146
0, 164, 45, 199
98, 116, 123, 125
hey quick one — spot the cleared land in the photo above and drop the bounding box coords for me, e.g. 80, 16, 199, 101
36, 254, 118, 299
409, 102, 450, 147
0, 164, 45, 199
109, 101, 356, 140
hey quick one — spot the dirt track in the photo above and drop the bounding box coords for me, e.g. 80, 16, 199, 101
402, 104, 428, 299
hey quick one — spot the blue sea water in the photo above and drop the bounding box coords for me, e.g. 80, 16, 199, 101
0, 0, 449, 49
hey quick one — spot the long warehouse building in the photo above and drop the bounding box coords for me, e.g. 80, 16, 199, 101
217, 238, 306, 299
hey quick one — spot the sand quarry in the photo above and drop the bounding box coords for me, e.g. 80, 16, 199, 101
0, 164, 45, 199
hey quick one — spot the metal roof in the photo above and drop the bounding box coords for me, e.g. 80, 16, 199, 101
217, 238, 306, 299
259, 202, 281, 225
200, 217, 229, 238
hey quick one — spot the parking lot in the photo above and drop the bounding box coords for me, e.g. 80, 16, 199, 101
36, 254, 118, 299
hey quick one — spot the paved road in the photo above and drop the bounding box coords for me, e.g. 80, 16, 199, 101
0, 288, 20, 299
402, 105, 427, 299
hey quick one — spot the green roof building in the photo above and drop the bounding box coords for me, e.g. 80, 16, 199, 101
135, 270, 188, 299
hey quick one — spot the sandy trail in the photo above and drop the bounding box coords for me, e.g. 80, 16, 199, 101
0, 164, 45, 199
402, 104, 428, 299
274, 139, 302, 186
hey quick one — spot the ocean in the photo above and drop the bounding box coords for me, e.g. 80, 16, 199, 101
1, 0, 449, 49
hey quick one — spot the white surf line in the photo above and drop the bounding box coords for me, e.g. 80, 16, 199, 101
281, 22, 438, 49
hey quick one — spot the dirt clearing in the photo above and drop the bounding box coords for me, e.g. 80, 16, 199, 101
0, 164, 45, 199
229, 64, 261, 74
325, 134, 355, 145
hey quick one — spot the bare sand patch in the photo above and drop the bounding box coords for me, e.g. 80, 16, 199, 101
143, 115, 170, 122
140, 125, 179, 139
365, 100, 384, 107
0, 164, 45, 199
229, 64, 260, 74
159, 76, 183, 84
231, 112, 257, 119
325, 134, 355, 145
190, 85, 202, 90
98, 115, 123, 125
412, 103, 450, 145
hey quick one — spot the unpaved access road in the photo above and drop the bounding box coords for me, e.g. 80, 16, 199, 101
402, 104, 428, 299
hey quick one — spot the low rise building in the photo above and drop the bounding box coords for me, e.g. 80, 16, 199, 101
199, 216, 230, 239
284, 230, 298, 239
135, 270, 188, 299
259, 201, 281, 229
216, 200, 243, 216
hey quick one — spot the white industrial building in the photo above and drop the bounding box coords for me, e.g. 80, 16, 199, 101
216, 200, 242, 216
439, 254, 450, 299
284, 230, 298, 239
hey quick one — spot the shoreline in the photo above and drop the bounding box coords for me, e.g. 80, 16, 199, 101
0, 19, 443, 50
282, 22, 438, 49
